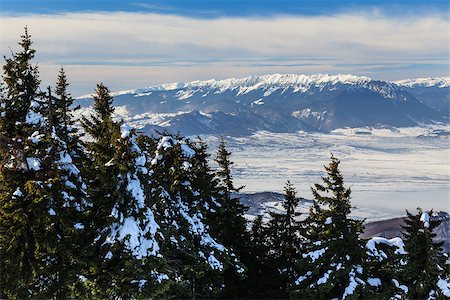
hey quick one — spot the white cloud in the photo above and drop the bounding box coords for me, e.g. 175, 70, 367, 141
0, 12, 448, 95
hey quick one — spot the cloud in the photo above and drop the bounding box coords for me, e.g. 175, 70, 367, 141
0, 11, 448, 96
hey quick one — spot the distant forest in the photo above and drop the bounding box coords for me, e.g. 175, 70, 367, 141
1, 28, 449, 300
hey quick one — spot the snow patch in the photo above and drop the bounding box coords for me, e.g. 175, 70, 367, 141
303, 247, 328, 262
181, 144, 195, 158
437, 278, 450, 297
392, 279, 408, 294
420, 211, 430, 228
12, 187, 23, 198
367, 277, 381, 287
296, 271, 312, 284
366, 237, 406, 260
120, 123, 132, 138
26, 157, 41, 171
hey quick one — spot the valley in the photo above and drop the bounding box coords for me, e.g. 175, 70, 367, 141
213, 125, 450, 221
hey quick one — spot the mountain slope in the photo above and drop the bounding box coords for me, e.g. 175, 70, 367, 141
76, 74, 447, 136
394, 77, 450, 114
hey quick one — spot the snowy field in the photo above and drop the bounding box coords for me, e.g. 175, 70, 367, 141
201, 124, 450, 221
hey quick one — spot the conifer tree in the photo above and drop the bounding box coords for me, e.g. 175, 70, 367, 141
401, 208, 450, 299
293, 155, 371, 300
365, 236, 408, 299
266, 181, 302, 297
145, 134, 236, 298
0, 27, 51, 298
79, 83, 120, 298
30, 69, 92, 298
211, 138, 249, 297
81, 84, 164, 298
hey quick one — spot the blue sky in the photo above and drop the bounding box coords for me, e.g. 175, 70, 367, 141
0, 1, 448, 96
2, 0, 448, 17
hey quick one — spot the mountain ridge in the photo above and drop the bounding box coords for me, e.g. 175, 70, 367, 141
75, 73, 449, 136
77, 74, 450, 99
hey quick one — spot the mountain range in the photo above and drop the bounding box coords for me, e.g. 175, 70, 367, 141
76, 74, 450, 136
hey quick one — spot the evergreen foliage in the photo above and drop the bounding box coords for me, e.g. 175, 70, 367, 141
265, 181, 303, 297
144, 134, 235, 298
293, 155, 371, 300
81, 84, 165, 298
0, 28, 89, 299
212, 138, 249, 297
401, 208, 450, 299
33, 73, 90, 298
0, 27, 51, 298
364, 236, 406, 299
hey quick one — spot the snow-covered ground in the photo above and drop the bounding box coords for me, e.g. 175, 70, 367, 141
202, 124, 450, 221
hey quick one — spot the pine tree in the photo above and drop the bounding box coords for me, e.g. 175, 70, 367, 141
0, 27, 51, 298
30, 69, 92, 298
265, 181, 302, 297
211, 138, 249, 297
365, 235, 408, 299
401, 208, 450, 299
81, 84, 164, 298
79, 83, 119, 297
292, 155, 371, 300
145, 134, 236, 298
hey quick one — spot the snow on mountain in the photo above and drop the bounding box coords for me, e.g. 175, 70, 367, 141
394, 77, 450, 88
393, 77, 450, 114
95, 74, 397, 100
75, 73, 448, 136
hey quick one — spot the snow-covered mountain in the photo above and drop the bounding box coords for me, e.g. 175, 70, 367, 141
394, 77, 450, 88
394, 77, 450, 114
76, 74, 449, 136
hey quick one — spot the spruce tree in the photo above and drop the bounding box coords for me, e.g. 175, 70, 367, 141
293, 155, 371, 300
0, 27, 51, 298
79, 83, 119, 298
212, 138, 249, 297
266, 181, 302, 297
365, 236, 408, 299
401, 208, 450, 299
145, 134, 236, 298
31, 69, 92, 298
81, 84, 164, 298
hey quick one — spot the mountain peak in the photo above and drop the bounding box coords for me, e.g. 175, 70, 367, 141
96, 73, 374, 100
394, 77, 450, 88
136, 73, 373, 94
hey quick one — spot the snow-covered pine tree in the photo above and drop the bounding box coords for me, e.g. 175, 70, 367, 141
211, 138, 249, 297
146, 134, 237, 298
266, 180, 302, 297
0, 27, 53, 298
292, 155, 371, 300
365, 236, 408, 299
81, 84, 164, 298
401, 208, 450, 299
26, 67, 95, 298
21, 80, 89, 298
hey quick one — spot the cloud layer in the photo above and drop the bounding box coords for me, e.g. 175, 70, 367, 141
0, 12, 448, 96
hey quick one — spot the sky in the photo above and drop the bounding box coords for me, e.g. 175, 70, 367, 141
0, 0, 448, 96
